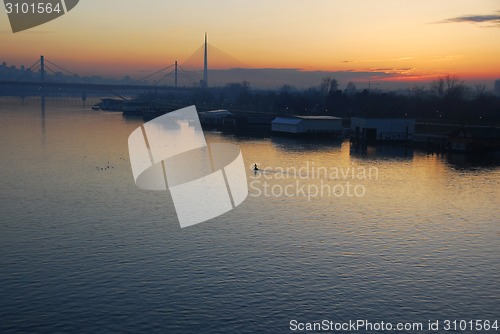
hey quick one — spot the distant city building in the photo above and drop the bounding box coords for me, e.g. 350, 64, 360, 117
495, 79, 500, 96
351, 117, 415, 142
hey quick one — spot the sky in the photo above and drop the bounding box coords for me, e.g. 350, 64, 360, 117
1, 0, 500, 89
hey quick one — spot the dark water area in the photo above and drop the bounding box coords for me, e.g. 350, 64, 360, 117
1, 98, 498, 333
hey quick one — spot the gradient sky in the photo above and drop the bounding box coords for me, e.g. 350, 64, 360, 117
1, 0, 499, 87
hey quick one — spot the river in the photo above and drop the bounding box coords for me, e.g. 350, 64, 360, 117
0, 98, 498, 333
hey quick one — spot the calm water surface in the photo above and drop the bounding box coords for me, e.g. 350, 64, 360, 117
0, 98, 499, 333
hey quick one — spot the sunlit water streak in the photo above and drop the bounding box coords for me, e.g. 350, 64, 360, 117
0, 98, 498, 333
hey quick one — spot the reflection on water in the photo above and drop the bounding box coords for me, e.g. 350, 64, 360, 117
271, 135, 343, 152
349, 142, 414, 161
445, 152, 500, 170
0, 98, 499, 333
40, 96, 46, 143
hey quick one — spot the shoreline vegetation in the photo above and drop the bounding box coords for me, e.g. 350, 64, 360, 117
1, 75, 499, 155
1, 75, 499, 126
136, 76, 499, 126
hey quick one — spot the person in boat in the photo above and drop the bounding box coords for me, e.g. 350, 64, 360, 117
253, 164, 259, 171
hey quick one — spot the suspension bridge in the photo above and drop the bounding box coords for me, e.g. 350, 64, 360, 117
0, 55, 200, 97
0, 34, 240, 98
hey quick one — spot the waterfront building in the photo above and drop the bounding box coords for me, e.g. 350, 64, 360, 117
350, 117, 415, 142
272, 116, 342, 136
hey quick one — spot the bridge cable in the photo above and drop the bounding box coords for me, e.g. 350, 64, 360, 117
176, 64, 196, 85
133, 64, 175, 83
15, 59, 41, 81
45, 59, 86, 82
43, 64, 70, 83
154, 69, 175, 86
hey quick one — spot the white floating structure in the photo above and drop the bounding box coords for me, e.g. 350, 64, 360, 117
272, 116, 342, 136
198, 109, 233, 128
351, 117, 415, 142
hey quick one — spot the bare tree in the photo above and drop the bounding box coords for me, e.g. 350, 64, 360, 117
320, 77, 338, 96
410, 85, 426, 100
446, 75, 468, 100
474, 84, 487, 97
344, 82, 357, 96
431, 77, 445, 96
431, 75, 468, 100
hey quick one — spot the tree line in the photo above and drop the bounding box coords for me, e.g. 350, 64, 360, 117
143, 75, 499, 126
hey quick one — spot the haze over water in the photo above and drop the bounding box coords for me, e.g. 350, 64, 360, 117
0, 98, 498, 333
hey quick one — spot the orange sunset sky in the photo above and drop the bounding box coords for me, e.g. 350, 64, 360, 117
1, 0, 499, 88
